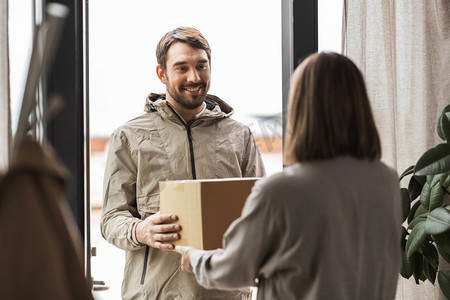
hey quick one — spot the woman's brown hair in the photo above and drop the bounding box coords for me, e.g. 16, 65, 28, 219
283, 52, 381, 164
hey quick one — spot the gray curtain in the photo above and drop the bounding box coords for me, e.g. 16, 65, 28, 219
343, 1, 450, 299
0, 0, 11, 173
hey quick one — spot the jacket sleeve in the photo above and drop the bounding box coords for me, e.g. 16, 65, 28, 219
100, 129, 144, 251
241, 128, 266, 178
189, 179, 280, 289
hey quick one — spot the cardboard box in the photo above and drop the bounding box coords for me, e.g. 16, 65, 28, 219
159, 178, 259, 250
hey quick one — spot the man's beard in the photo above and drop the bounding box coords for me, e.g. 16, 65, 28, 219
167, 84, 207, 110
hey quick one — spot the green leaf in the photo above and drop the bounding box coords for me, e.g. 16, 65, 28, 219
400, 165, 415, 181
414, 143, 450, 176
408, 213, 428, 230
440, 172, 450, 188
433, 232, 450, 255
408, 200, 422, 224
427, 174, 441, 187
417, 175, 428, 185
413, 254, 424, 284
420, 271, 428, 282
419, 182, 431, 210
429, 184, 445, 211
401, 188, 410, 222
438, 270, 450, 299
437, 104, 450, 141
419, 180, 444, 212
425, 207, 450, 235
415, 203, 428, 216
408, 175, 426, 201
400, 245, 415, 279
423, 259, 437, 284
421, 242, 439, 269
406, 221, 427, 258
437, 244, 450, 264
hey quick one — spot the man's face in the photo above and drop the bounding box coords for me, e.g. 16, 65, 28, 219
157, 42, 211, 111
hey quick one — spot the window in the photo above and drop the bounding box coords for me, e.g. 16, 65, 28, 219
8, 1, 34, 133
318, 0, 343, 53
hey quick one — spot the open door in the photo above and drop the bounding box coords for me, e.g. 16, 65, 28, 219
87, 1, 283, 299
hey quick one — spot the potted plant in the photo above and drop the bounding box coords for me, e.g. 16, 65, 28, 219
400, 104, 450, 297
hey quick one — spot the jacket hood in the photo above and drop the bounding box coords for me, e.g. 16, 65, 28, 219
144, 93, 234, 118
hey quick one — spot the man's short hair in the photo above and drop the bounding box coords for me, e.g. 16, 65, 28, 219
156, 27, 211, 71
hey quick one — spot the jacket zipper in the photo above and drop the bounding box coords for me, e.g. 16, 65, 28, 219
184, 124, 197, 179
140, 246, 150, 284
140, 107, 198, 285
167, 106, 197, 179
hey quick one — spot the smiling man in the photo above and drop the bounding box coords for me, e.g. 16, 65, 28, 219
158, 41, 211, 118
100, 27, 265, 299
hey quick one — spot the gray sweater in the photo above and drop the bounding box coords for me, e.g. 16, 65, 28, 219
190, 156, 402, 300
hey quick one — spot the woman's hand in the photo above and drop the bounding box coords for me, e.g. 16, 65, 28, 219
175, 245, 196, 272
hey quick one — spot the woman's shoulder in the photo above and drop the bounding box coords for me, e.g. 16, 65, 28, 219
257, 157, 398, 191
255, 164, 310, 193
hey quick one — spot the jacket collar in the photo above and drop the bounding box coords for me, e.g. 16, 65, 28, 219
144, 93, 234, 121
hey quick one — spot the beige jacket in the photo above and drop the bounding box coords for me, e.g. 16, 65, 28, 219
100, 94, 265, 299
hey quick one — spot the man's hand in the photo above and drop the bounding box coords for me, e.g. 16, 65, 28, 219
135, 212, 181, 250
175, 246, 195, 272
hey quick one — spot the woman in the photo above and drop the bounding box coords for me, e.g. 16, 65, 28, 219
175, 52, 402, 300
